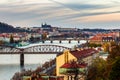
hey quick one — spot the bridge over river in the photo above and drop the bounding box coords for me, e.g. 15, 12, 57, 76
0, 40, 87, 68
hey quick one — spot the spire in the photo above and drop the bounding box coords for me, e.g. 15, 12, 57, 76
45, 22, 47, 25
41, 23, 43, 27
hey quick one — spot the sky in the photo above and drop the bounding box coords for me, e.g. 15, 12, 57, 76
0, 0, 120, 29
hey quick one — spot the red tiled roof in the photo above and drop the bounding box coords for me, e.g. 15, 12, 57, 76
70, 49, 98, 59
90, 36, 102, 41
60, 62, 87, 68
90, 32, 117, 41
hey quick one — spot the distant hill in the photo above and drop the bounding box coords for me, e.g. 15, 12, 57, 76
80, 28, 120, 32
0, 22, 30, 33
81, 29, 110, 32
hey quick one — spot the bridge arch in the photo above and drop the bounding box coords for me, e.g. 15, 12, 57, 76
0, 45, 71, 54
23, 45, 71, 54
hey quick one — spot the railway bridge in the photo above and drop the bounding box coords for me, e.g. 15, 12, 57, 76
0, 45, 71, 68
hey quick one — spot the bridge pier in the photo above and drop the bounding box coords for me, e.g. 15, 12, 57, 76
59, 40, 62, 43
50, 40, 53, 43
20, 53, 24, 70
69, 40, 71, 43
42, 40, 45, 43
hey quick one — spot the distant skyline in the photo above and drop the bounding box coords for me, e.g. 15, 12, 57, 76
0, 0, 120, 29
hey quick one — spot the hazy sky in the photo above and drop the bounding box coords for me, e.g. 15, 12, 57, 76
0, 0, 120, 29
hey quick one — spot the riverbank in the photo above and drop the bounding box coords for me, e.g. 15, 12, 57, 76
11, 59, 56, 80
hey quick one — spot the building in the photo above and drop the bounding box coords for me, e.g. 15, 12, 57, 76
41, 23, 53, 32
56, 48, 99, 80
90, 32, 120, 44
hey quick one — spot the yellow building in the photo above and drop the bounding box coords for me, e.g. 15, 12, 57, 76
23, 76, 31, 80
56, 48, 99, 80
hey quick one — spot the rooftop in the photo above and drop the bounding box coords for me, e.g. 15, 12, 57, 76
60, 62, 87, 68
70, 48, 98, 59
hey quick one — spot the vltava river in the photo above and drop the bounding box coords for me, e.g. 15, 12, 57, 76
0, 54, 56, 80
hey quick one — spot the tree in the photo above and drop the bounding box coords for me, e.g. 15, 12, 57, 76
29, 35, 35, 43
102, 42, 110, 52
109, 57, 120, 80
9, 34, 14, 43
87, 58, 107, 80
107, 43, 120, 62
87, 42, 120, 80
105, 43, 120, 80
0, 40, 5, 45
41, 33, 47, 40
88, 43, 101, 48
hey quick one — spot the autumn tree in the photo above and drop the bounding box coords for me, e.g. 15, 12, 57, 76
87, 42, 120, 80
87, 58, 107, 80
108, 45, 120, 60
109, 57, 120, 80
0, 40, 5, 45
9, 34, 14, 43
41, 33, 47, 40
102, 42, 110, 52
105, 42, 120, 80
88, 43, 101, 48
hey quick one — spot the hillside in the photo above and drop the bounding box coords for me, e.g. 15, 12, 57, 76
0, 22, 30, 33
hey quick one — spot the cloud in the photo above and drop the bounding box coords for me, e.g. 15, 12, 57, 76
49, 0, 111, 11
0, 0, 120, 28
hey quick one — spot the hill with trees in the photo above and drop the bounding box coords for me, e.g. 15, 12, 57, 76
0, 22, 30, 33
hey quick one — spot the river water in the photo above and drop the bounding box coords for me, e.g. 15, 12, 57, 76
0, 40, 86, 80
0, 54, 56, 80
